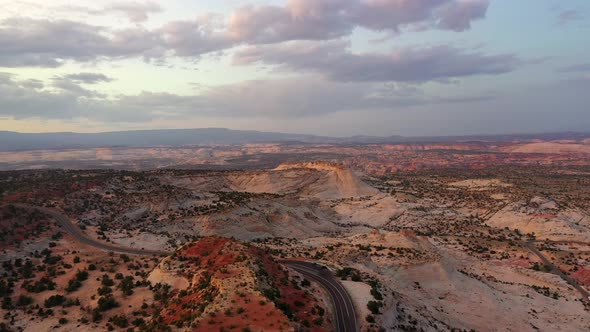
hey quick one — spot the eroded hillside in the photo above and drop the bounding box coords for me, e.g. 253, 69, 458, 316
2, 164, 590, 331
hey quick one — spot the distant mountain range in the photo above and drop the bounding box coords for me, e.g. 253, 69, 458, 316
0, 128, 588, 151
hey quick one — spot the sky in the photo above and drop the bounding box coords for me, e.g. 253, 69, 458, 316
0, 0, 589, 137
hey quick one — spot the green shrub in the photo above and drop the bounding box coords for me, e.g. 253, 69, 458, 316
44, 295, 66, 308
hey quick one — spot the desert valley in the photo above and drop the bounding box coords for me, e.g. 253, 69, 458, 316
2, 0, 590, 330
2, 134, 590, 331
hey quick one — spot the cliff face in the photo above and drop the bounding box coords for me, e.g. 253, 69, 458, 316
149, 237, 331, 331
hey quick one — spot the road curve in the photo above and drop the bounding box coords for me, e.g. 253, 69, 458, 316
15, 204, 171, 256
14, 205, 360, 330
282, 260, 359, 332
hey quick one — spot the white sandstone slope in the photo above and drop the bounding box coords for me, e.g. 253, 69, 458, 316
165, 161, 379, 199
272, 161, 379, 199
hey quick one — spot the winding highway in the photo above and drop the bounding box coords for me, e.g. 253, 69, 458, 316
15, 204, 360, 330
282, 260, 359, 332
524, 241, 590, 300
14, 204, 170, 256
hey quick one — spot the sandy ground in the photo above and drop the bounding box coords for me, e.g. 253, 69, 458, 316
4, 163, 590, 331
448, 178, 512, 190
341, 281, 372, 329
108, 229, 172, 251
487, 202, 590, 242
330, 194, 406, 228
379, 249, 590, 331
503, 142, 590, 154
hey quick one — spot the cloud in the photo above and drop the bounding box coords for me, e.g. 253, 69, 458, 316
224, 0, 489, 45
56, 1, 163, 23
0, 73, 82, 119
151, 0, 491, 57
436, 0, 489, 31
0, 73, 495, 122
108, 78, 496, 119
226, 1, 354, 44
559, 63, 590, 73
0, 18, 162, 67
105, 1, 162, 23
234, 40, 519, 83
0, 72, 15, 85
0, 72, 204, 121
20, 79, 45, 90
62, 73, 114, 84
0, 1, 491, 66
51, 77, 106, 98
158, 15, 234, 57
558, 9, 584, 25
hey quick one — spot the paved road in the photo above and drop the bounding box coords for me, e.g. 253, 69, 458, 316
15, 205, 360, 330
15, 204, 170, 256
524, 241, 590, 300
282, 260, 359, 332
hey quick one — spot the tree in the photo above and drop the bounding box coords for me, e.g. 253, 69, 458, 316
101, 275, 115, 287
0, 280, 14, 297
1, 296, 13, 310
75, 270, 89, 281
367, 301, 382, 314
20, 260, 35, 279
109, 314, 129, 328
44, 295, 66, 308
66, 279, 82, 292
97, 295, 119, 311
118, 276, 135, 296
16, 295, 33, 307
98, 287, 112, 296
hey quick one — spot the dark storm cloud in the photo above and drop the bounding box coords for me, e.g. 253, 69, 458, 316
234, 41, 519, 83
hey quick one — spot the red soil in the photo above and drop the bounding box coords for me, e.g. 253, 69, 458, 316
572, 268, 590, 286
198, 293, 289, 332
158, 237, 330, 331
182, 236, 236, 271
0, 206, 56, 249
248, 247, 330, 332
